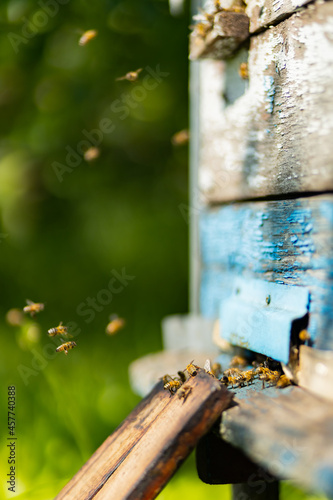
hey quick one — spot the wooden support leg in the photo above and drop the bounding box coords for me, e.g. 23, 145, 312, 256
232, 481, 279, 500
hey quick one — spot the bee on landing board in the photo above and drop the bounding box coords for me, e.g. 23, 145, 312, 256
116, 69, 142, 82
185, 360, 199, 377
56, 341, 77, 355
106, 315, 125, 335
23, 300, 44, 317
48, 322, 71, 337
276, 374, 291, 388
177, 385, 192, 403
79, 29, 98, 46
241, 369, 255, 386
259, 369, 280, 389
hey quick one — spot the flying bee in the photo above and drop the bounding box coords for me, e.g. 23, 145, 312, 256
177, 385, 192, 403
186, 360, 199, 377
230, 355, 247, 368
171, 129, 190, 146
276, 374, 291, 388
239, 62, 249, 80
23, 300, 44, 317
106, 315, 125, 335
164, 378, 182, 395
56, 341, 77, 355
48, 322, 72, 337
79, 29, 98, 46
116, 68, 143, 82
84, 147, 100, 162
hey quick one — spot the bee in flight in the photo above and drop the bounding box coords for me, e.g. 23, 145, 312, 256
177, 385, 192, 403
48, 322, 72, 338
106, 315, 125, 335
56, 341, 77, 355
79, 29, 98, 46
171, 129, 190, 146
23, 300, 44, 317
116, 68, 143, 82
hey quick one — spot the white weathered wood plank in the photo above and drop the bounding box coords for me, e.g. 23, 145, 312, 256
198, 2, 333, 202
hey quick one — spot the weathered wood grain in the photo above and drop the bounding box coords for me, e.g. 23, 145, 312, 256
196, 0, 314, 35
221, 386, 333, 497
246, 0, 313, 32
56, 370, 232, 500
199, 195, 333, 350
198, 1, 333, 202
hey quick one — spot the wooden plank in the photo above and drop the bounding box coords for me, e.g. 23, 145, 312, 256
221, 386, 333, 497
198, 1, 333, 202
199, 195, 333, 350
56, 370, 233, 500
246, 0, 313, 33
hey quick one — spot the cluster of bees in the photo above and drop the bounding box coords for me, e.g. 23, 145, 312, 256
22, 300, 126, 355
162, 360, 222, 403
162, 356, 291, 402
220, 355, 291, 389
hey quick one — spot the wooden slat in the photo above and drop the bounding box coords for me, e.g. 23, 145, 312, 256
198, 1, 333, 202
221, 386, 333, 497
199, 195, 333, 350
246, 0, 313, 32
56, 370, 233, 500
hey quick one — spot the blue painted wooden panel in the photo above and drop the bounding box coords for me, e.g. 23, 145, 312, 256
200, 195, 333, 351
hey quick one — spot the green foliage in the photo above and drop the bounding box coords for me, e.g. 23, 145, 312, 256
0, 0, 191, 497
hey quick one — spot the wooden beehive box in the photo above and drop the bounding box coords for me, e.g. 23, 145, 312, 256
190, 0, 333, 496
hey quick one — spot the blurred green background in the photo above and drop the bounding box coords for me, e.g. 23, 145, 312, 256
0, 1, 329, 499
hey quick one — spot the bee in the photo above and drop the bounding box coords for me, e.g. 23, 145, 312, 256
299, 329, 311, 342
186, 360, 199, 377
177, 385, 192, 403
204, 359, 215, 377
230, 355, 247, 368
276, 374, 291, 388
239, 62, 249, 80
56, 341, 77, 355
211, 362, 222, 378
164, 378, 182, 395
23, 300, 44, 317
241, 369, 255, 386
79, 29, 98, 46
224, 367, 242, 377
48, 322, 71, 337
171, 129, 190, 146
106, 315, 125, 335
226, 374, 243, 388
116, 68, 143, 82
84, 147, 100, 162
177, 370, 187, 383
260, 370, 280, 389
253, 365, 269, 377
